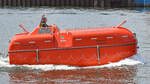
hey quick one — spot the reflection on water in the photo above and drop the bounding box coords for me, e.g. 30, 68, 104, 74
8, 66, 137, 84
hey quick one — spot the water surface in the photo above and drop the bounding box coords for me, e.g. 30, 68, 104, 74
0, 7, 149, 84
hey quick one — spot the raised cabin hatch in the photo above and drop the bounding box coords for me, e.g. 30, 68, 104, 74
54, 32, 72, 48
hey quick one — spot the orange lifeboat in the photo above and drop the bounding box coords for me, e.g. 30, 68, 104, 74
8, 16, 137, 66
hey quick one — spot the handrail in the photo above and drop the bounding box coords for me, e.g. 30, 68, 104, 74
8, 42, 137, 53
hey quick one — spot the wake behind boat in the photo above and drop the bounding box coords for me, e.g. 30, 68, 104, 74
8, 15, 138, 66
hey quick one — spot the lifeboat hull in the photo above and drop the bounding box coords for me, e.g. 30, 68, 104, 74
9, 43, 136, 66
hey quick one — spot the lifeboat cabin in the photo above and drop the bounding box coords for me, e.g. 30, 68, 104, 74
8, 19, 137, 66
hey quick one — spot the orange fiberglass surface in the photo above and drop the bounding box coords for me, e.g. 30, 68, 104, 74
8, 19, 137, 66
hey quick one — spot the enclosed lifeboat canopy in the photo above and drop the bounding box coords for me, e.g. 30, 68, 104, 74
8, 17, 137, 66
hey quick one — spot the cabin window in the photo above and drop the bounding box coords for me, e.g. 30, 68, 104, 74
44, 40, 51, 43
75, 38, 82, 41
121, 35, 128, 38
38, 28, 51, 34
91, 37, 97, 40
28, 41, 36, 44
106, 36, 113, 39
14, 42, 20, 44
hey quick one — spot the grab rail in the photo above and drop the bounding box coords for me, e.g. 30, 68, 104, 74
9, 42, 137, 53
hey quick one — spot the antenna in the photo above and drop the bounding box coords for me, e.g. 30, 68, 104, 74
116, 20, 127, 27
19, 24, 29, 33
